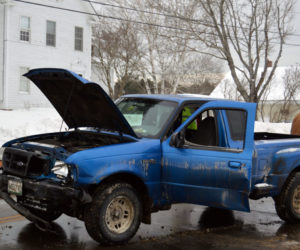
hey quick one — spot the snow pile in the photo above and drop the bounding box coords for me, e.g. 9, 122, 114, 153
255, 121, 291, 134
0, 108, 67, 146
0, 107, 293, 146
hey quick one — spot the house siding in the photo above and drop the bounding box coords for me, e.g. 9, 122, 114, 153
0, 0, 93, 109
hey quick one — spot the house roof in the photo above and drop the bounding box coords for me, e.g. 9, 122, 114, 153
210, 66, 298, 101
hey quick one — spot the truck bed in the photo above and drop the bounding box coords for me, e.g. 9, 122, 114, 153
254, 132, 300, 141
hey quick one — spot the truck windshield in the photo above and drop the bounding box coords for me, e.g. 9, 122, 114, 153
117, 98, 178, 138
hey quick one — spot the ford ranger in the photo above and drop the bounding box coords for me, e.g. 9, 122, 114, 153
1, 68, 300, 244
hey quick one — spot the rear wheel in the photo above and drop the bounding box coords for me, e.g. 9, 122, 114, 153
275, 172, 300, 223
84, 182, 142, 245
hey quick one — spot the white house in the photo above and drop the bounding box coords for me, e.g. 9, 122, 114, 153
210, 66, 300, 122
0, 0, 95, 109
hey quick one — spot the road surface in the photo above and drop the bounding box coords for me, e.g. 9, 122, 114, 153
1, 198, 300, 249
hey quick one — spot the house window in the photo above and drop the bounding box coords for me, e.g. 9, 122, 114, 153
74, 26, 83, 51
19, 67, 30, 93
20, 16, 30, 42
46, 20, 56, 47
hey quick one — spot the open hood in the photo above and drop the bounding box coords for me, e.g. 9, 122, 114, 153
25, 68, 136, 137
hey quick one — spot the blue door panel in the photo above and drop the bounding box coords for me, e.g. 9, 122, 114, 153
163, 184, 250, 211
161, 101, 256, 212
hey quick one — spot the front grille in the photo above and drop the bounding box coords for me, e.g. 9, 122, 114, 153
3, 148, 51, 177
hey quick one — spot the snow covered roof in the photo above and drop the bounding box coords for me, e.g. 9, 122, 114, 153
210, 66, 299, 101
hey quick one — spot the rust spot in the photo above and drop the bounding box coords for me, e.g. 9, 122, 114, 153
273, 157, 286, 175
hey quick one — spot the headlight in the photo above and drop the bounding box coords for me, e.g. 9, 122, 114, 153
51, 161, 69, 178
0, 147, 6, 169
0, 147, 5, 160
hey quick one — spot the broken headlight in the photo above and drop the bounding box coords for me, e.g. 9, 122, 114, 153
51, 161, 70, 179
0, 147, 6, 170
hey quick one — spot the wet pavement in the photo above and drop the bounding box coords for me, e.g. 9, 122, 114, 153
1, 198, 300, 249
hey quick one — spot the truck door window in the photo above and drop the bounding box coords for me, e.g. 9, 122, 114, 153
166, 105, 200, 138
185, 109, 217, 146
225, 110, 246, 141
224, 109, 247, 149
183, 109, 246, 151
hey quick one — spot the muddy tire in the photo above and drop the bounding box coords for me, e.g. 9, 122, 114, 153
274, 172, 300, 223
31, 209, 62, 222
84, 182, 142, 245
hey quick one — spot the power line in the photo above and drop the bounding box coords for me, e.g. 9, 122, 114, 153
11, 0, 300, 47
83, 0, 197, 22
12, 0, 194, 33
83, 0, 300, 38
87, 0, 101, 21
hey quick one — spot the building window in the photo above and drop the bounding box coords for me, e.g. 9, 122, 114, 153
74, 26, 83, 51
19, 67, 30, 93
46, 20, 56, 47
20, 16, 30, 42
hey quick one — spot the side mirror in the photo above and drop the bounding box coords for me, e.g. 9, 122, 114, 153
170, 130, 185, 148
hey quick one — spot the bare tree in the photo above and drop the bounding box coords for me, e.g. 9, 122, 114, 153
92, 21, 119, 97
93, 19, 144, 98
112, 22, 144, 98
152, 0, 295, 103
108, 0, 197, 94
92, 0, 224, 96
269, 65, 300, 122
165, 54, 223, 94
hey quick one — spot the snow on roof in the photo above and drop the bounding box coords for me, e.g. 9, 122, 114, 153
210, 66, 297, 101
177, 93, 214, 98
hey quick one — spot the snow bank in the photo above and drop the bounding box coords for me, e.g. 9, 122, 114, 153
255, 121, 291, 134
0, 108, 67, 146
0, 108, 293, 146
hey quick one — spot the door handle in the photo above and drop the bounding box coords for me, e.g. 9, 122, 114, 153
229, 161, 242, 168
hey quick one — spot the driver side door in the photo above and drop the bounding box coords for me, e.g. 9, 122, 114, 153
161, 101, 256, 212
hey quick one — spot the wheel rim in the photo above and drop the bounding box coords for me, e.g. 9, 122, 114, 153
105, 195, 134, 234
292, 186, 300, 214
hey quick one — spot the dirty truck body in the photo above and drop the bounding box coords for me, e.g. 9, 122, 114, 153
1, 69, 300, 244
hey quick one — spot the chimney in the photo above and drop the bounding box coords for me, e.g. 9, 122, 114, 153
267, 59, 272, 68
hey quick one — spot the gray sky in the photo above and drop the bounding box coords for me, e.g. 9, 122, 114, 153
280, 0, 300, 66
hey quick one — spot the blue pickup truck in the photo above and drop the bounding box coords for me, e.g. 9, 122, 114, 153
1, 68, 300, 244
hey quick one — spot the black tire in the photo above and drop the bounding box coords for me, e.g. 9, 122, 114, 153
84, 182, 142, 245
275, 172, 300, 223
30, 209, 62, 222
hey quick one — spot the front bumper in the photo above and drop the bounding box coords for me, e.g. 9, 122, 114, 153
0, 174, 91, 203
0, 174, 92, 229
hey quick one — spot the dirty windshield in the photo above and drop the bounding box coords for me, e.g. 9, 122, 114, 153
117, 98, 177, 138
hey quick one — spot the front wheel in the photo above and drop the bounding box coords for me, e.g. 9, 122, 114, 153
275, 172, 300, 223
84, 182, 142, 244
